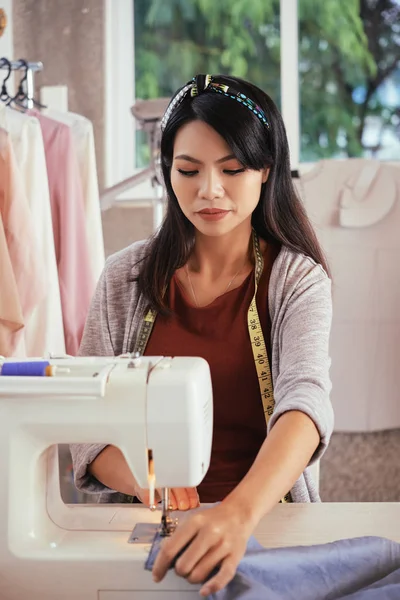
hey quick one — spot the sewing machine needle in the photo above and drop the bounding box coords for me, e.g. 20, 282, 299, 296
148, 451, 156, 511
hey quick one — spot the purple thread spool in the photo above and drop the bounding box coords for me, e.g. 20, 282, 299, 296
0, 361, 50, 376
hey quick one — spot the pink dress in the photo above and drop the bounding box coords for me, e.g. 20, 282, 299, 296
29, 111, 95, 356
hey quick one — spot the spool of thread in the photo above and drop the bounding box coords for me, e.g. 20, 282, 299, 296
0, 361, 51, 376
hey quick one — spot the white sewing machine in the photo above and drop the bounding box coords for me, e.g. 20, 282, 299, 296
0, 355, 213, 600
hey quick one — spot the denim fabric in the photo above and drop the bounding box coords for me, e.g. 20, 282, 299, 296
146, 534, 400, 600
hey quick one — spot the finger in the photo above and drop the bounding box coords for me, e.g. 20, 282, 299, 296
172, 488, 192, 511
199, 558, 237, 597
153, 515, 204, 582
176, 541, 229, 584
174, 521, 221, 578
158, 489, 199, 511
187, 487, 200, 509
136, 488, 161, 506
168, 489, 178, 511
136, 489, 150, 505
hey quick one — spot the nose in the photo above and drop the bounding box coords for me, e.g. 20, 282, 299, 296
198, 168, 224, 201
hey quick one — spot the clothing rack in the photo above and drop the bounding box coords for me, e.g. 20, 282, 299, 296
0, 59, 43, 109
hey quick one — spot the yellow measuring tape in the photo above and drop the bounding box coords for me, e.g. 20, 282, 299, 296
133, 229, 291, 504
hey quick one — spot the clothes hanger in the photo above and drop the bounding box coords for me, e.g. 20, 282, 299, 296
0, 58, 13, 103
7, 59, 46, 109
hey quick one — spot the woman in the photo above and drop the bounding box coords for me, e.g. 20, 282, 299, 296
70, 74, 333, 596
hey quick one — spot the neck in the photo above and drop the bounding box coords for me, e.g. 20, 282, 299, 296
190, 222, 253, 279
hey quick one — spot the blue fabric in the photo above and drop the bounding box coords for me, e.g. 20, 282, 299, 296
145, 534, 400, 599
145, 531, 171, 571
210, 536, 400, 600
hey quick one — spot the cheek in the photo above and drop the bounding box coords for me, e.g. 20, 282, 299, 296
170, 171, 179, 197
233, 174, 263, 210
170, 173, 193, 206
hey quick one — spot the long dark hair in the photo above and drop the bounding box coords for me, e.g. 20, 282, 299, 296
137, 74, 330, 314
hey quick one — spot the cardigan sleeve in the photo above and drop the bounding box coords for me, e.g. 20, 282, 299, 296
268, 259, 334, 464
70, 258, 117, 495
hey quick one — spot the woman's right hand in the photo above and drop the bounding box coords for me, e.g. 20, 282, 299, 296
134, 484, 200, 511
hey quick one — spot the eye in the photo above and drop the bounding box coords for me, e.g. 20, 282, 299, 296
223, 168, 246, 175
177, 169, 198, 177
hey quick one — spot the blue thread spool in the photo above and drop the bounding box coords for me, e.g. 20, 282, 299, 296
0, 361, 50, 376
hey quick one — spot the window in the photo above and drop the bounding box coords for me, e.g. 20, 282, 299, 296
299, 0, 400, 161
133, 0, 281, 166
133, 0, 400, 164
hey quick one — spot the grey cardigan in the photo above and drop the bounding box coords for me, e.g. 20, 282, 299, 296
70, 239, 334, 503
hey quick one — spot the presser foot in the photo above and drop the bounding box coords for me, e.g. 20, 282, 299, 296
128, 514, 178, 544
128, 488, 178, 544
160, 511, 178, 537
128, 515, 178, 545
160, 487, 177, 537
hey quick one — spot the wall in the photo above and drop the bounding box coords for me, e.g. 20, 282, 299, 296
12, 0, 105, 186
0, 1, 13, 57
12, 0, 146, 276
0, 0, 15, 91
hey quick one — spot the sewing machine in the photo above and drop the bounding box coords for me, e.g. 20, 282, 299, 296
4, 356, 400, 599
0, 355, 213, 600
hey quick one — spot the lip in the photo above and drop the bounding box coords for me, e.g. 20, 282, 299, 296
197, 209, 231, 221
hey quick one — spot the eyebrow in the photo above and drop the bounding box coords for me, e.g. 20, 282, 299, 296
174, 153, 237, 165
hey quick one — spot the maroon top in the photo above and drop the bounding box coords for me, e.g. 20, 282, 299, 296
144, 242, 280, 502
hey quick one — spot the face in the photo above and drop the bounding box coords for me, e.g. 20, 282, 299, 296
170, 120, 269, 237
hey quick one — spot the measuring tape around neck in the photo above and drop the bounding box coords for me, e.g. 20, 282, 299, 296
133, 230, 291, 504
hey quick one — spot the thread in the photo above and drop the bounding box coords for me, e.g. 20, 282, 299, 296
0, 361, 50, 376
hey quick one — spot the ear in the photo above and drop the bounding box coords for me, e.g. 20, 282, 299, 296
261, 167, 270, 184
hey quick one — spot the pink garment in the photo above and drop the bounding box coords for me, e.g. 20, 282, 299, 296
29, 111, 95, 356
0, 128, 46, 355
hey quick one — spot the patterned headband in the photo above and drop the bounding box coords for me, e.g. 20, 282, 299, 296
160, 74, 270, 131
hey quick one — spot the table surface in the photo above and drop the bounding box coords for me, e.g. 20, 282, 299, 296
106, 501, 400, 549
252, 502, 400, 548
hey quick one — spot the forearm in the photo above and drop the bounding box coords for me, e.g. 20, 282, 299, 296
223, 410, 320, 528
88, 445, 137, 496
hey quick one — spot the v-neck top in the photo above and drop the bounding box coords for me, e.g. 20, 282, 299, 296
144, 243, 280, 502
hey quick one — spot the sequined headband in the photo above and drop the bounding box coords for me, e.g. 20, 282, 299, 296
160, 74, 270, 131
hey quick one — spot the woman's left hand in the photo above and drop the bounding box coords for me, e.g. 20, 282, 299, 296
152, 502, 253, 597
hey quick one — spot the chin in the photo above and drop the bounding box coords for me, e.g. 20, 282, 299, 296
194, 220, 235, 237
193, 215, 251, 238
